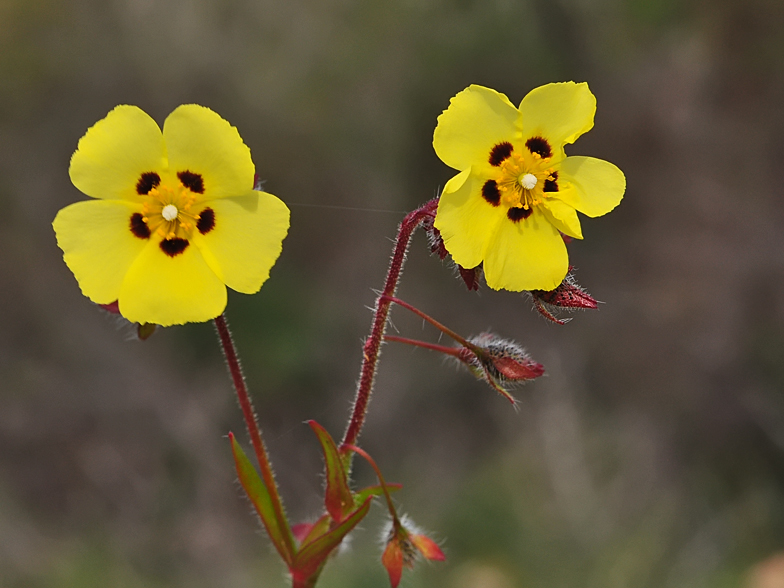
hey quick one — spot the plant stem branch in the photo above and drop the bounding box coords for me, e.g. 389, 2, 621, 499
383, 335, 464, 358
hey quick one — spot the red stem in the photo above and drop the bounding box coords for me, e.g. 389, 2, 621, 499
380, 295, 476, 349
342, 444, 398, 519
340, 199, 438, 456
214, 313, 296, 560
383, 335, 465, 358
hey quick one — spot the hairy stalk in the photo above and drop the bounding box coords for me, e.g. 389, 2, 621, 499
380, 295, 475, 349
384, 334, 465, 358
214, 313, 296, 561
340, 199, 438, 462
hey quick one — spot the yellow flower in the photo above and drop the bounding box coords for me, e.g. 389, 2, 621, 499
53, 105, 290, 326
433, 82, 625, 291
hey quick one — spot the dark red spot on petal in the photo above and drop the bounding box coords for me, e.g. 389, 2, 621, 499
178, 170, 204, 193
544, 170, 559, 192
481, 180, 501, 206
130, 213, 151, 239
489, 142, 514, 166
196, 207, 215, 234
507, 207, 532, 222
160, 238, 189, 257
525, 137, 552, 159
136, 172, 160, 195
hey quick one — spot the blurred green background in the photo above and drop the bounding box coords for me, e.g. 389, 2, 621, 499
2, 0, 784, 586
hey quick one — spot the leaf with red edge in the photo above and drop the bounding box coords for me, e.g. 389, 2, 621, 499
308, 421, 354, 522
230, 433, 295, 565
292, 497, 373, 585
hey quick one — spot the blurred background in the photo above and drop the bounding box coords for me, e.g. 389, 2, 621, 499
2, 0, 784, 586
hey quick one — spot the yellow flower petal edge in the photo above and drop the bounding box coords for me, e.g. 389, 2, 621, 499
54, 105, 290, 326
433, 82, 625, 292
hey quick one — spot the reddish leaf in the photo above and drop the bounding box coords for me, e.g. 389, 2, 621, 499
308, 421, 354, 522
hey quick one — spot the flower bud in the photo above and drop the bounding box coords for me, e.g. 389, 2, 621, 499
381, 515, 445, 588
529, 270, 598, 324
454, 333, 544, 402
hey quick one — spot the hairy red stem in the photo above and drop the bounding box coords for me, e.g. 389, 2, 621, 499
340, 199, 438, 457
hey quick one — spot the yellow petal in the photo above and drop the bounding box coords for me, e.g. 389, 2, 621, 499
434, 168, 506, 270
483, 208, 569, 291
53, 199, 148, 304
118, 238, 227, 326
519, 82, 595, 160
555, 156, 625, 218
69, 105, 166, 201
540, 198, 583, 239
433, 85, 520, 174
193, 190, 290, 294
163, 105, 255, 200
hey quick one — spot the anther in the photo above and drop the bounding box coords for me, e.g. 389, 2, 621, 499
520, 174, 537, 190
162, 204, 179, 221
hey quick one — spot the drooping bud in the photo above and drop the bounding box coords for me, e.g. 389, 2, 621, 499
381, 515, 445, 588
528, 270, 598, 325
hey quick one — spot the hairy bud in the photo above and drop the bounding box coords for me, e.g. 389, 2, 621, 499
454, 333, 544, 402
381, 515, 445, 588
529, 270, 598, 324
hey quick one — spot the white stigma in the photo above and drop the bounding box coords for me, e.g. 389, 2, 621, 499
520, 173, 538, 190
161, 204, 179, 221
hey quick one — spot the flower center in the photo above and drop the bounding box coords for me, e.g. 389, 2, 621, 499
141, 183, 199, 240
496, 151, 554, 211
519, 173, 537, 190
161, 204, 179, 221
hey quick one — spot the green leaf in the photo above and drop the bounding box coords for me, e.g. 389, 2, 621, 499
308, 420, 355, 522
230, 433, 295, 565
